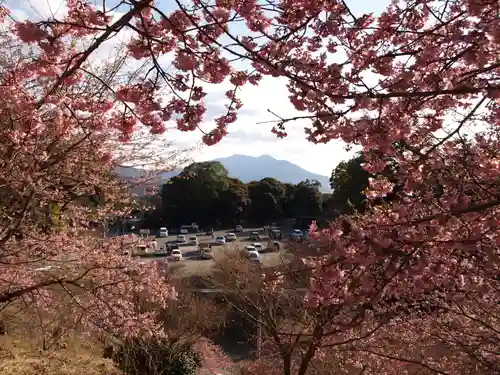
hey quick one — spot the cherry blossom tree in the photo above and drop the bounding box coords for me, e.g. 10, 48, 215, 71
0, 27, 180, 343
210, 250, 498, 375
1, 0, 498, 371
205, 254, 390, 375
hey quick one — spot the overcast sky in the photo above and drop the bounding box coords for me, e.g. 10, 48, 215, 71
6, 0, 390, 176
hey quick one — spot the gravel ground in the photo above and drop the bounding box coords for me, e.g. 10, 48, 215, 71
136, 228, 291, 277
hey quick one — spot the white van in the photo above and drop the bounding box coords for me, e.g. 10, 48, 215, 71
159, 227, 168, 237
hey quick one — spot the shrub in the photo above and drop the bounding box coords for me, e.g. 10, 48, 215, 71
112, 337, 202, 375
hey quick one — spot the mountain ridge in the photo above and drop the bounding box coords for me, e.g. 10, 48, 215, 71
214, 154, 331, 191
116, 154, 332, 192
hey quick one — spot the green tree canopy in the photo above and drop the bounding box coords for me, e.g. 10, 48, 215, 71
218, 177, 250, 226
288, 179, 323, 217
156, 167, 331, 229
161, 161, 230, 226
247, 178, 287, 224
329, 153, 371, 215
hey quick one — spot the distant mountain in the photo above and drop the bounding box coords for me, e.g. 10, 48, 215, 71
215, 155, 332, 192
115, 155, 332, 193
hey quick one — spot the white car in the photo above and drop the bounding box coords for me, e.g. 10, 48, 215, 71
245, 245, 256, 252
226, 233, 237, 242
180, 227, 189, 234
247, 250, 261, 264
249, 231, 260, 241
159, 227, 168, 237
200, 247, 213, 259
235, 225, 243, 232
177, 234, 186, 243
188, 236, 198, 245
171, 249, 183, 261
215, 236, 226, 245
252, 243, 263, 252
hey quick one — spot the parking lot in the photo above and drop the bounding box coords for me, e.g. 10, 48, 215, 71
136, 228, 291, 277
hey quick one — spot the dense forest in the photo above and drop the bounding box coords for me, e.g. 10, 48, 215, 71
137, 152, 379, 229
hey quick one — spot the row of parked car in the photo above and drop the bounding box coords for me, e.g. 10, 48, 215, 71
132, 239, 186, 260
159, 224, 241, 237
158, 223, 202, 237
175, 234, 199, 245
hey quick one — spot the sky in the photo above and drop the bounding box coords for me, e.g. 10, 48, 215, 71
4, 0, 390, 176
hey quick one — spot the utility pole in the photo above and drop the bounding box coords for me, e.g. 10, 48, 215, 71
257, 312, 262, 359
102, 220, 107, 239
257, 266, 263, 359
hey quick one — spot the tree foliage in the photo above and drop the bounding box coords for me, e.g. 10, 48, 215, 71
161, 161, 230, 226
0, 30, 174, 341
159, 162, 323, 227
329, 153, 371, 214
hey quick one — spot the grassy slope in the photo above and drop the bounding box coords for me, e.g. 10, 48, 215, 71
0, 335, 122, 375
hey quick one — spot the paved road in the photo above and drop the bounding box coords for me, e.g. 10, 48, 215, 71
137, 228, 290, 277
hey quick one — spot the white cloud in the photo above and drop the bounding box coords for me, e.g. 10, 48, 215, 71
186, 76, 355, 175
6, 0, 68, 20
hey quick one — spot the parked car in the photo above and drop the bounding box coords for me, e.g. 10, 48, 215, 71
171, 249, 183, 261
188, 236, 199, 245
289, 229, 303, 241
154, 243, 178, 256
226, 233, 237, 242
235, 225, 243, 232
200, 247, 213, 259
159, 227, 168, 237
215, 236, 226, 245
177, 234, 186, 243
252, 243, 263, 252
245, 245, 256, 252
153, 247, 168, 256
180, 224, 200, 234
246, 250, 261, 264
249, 231, 260, 241
166, 243, 179, 253
270, 229, 282, 240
